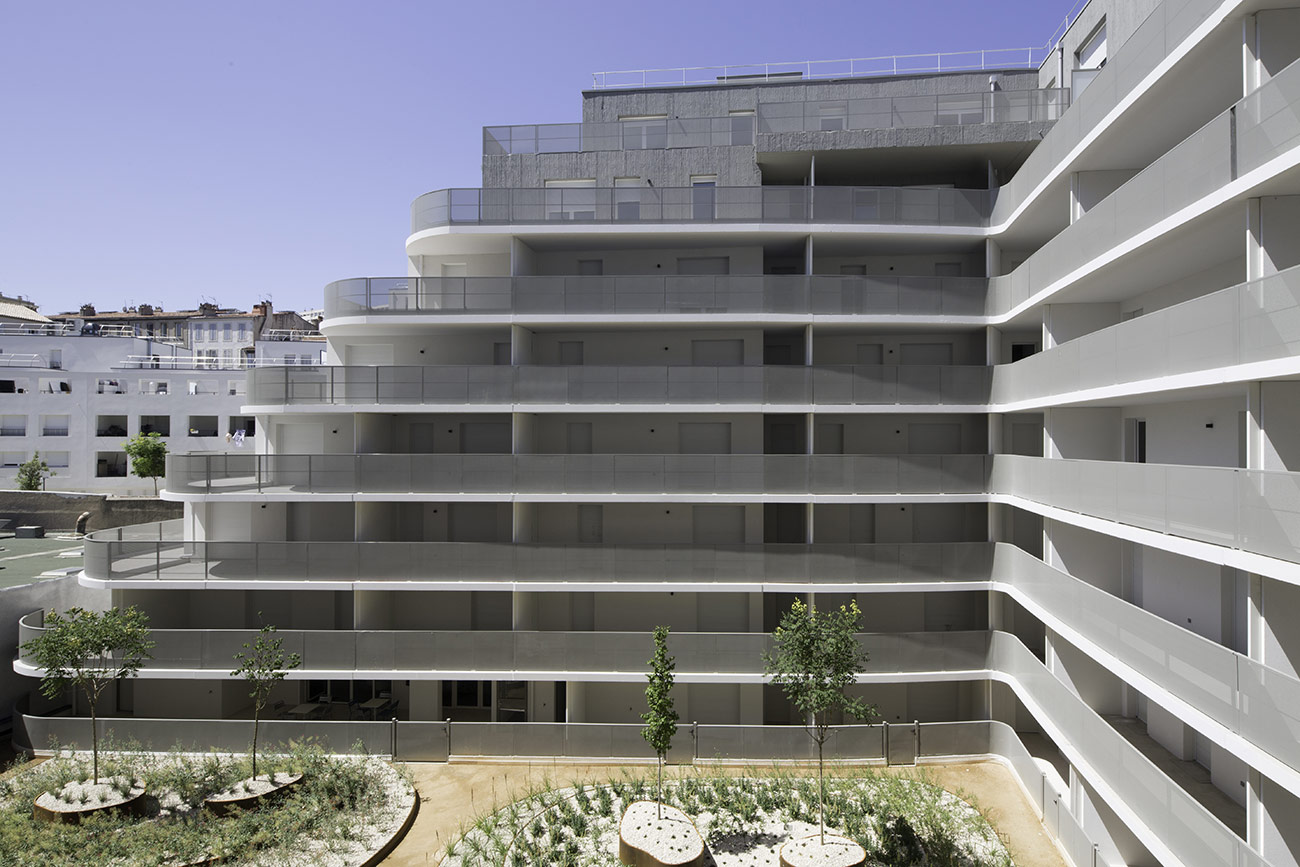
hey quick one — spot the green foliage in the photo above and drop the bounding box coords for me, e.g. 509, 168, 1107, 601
121, 431, 167, 495
231, 616, 302, 777
763, 597, 876, 844
640, 624, 678, 816
0, 742, 406, 867
20, 607, 154, 782
15, 452, 54, 491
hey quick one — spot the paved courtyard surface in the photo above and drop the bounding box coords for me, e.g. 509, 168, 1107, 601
383, 759, 1068, 867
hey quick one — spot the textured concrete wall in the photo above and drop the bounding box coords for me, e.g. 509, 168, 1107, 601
581, 69, 1043, 122
1038, 0, 1164, 87
758, 120, 1054, 154
0, 490, 180, 533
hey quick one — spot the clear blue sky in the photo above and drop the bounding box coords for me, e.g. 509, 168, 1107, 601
1, 0, 1075, 316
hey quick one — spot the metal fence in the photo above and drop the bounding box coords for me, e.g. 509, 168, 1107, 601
246, 363, 993, 407
411, 186, 991, 233
322, 274, 989, 318
167, 453, 993, 496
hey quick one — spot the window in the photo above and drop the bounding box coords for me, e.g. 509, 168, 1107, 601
237, 323, 248, 342
97, 378, 125, 394
96, 415, 128, 437
227, 380, 246, 396
207, 323, 217, 342
140, 380, 168, 395
618, 114, 667, 149
139, 415, 170, 436
300, 354, 314, 366
543, 179, 597, 220
95, 452, 127, 477
1077, 19, 1107, 69
44, 451, 69, 468
187, 415, 218, 437
1, 452, 24, 468
40, 414, 69, 436
816, 102, 849, 131
690, 174, 717, 221
222, 322, 232, 342
613, 177, 641, 220
728, 110, 755, 145
193, 325, 205, 343
228, 416, 256, 437
222, 349, 234, 367
0, 415, 25, 437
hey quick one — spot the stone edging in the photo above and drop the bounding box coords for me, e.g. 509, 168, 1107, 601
203, 773, 303, 817
359, 782, 421, 867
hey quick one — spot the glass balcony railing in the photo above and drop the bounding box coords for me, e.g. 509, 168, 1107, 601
410, 186, 991, 233
482, 88, 1070, 155
168, 453, 991, 497
991, 455, 1300, 565
246, 364, 992, 407
81, 524, 993, 586
16, 613, 989, 678
999, 263, 1300, 403
322, 275, 988, 318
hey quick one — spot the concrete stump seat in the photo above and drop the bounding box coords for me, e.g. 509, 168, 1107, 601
203, 772, 302, 817
778, 834, 867, 867
618, 800, 707, 867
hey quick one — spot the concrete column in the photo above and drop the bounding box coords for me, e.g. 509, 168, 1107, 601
511, 324, 532, 365
565, 681, 586, 723
984, 239, 1001, 279
512, 590, 538, 631
1246, 199, 1263, 281
1068, 174, 1083, 224
1243, 14, 1260, 98
1248, 769, 1264, 853
804, 235, 814, 275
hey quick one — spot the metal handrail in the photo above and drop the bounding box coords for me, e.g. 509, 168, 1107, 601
591, 48, 1056, 89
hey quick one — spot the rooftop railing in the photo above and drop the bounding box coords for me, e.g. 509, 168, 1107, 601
246, 364, 992, 408
323, 275, 988, 318
410, 185, 991, 233
483, 88, 1070, 156
167, 453, 991, 497
589, 50, 1056, 89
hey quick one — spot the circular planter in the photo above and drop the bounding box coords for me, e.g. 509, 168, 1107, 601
618, 799, 707, 867
33, 777, 147, 824
203, 771, 302, 817
779, 833, 867, 867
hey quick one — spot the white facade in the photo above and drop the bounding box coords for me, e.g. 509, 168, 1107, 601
19, 0, 1300, 864
0, 322, 321, 494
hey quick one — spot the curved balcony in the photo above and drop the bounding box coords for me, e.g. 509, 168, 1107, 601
167, 453, 990, 498
410, 185, 991, 234
81, 526, 993, 588
322, 274, 988, 320
15, 614, 989, 680
245, 364, 992, 408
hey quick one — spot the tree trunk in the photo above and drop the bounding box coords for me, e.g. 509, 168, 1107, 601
252, 702, 260, 778
88, 694, 99, 784
817, 732, 825, 845
657, 755, 663, 819
151, 477, 158, 496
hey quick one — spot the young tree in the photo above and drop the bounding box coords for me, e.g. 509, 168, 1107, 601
640, 624, 678, 819
231, 620, 302, 778
763, 598, 875, 844
20, 606, 154, 783
122, 431, 167, 495
15, 451, 53, 491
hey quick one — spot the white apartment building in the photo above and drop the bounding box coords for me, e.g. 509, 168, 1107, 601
16, 0, 1300, 864
0, 310, 322, 494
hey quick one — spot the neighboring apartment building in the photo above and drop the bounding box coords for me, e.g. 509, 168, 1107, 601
0, 305, 322, 494
17, 0, 1300, 864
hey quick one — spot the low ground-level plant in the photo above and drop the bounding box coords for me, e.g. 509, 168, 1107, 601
439, 764, 1014, 867
0, 739, 413, 867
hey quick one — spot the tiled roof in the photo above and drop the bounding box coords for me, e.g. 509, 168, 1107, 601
0, 300, 52, 323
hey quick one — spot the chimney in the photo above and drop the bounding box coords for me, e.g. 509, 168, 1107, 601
198, 302, 219, 315
138, 303, 154, 316
80, 304, 96, 317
